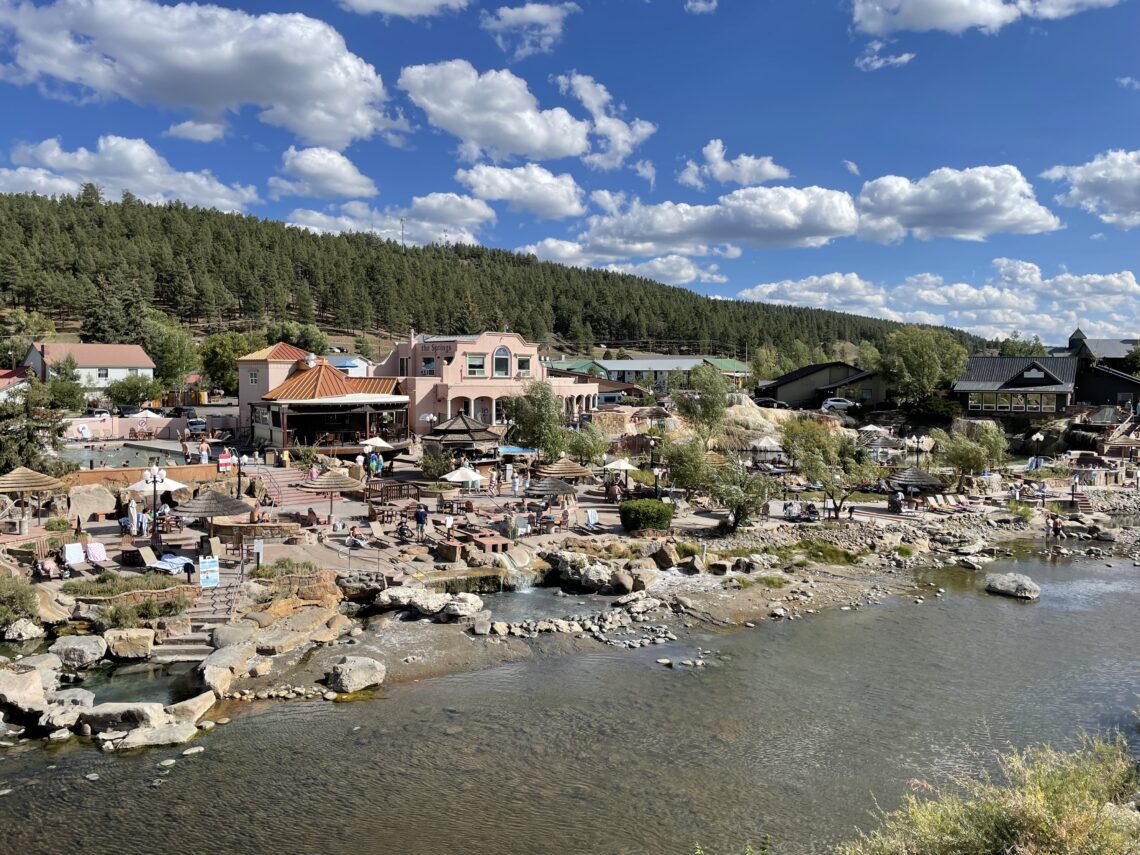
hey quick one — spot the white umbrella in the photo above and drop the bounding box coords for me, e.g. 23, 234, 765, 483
603, 458, 638, 471
753, 436, 783, 451
362, 436, 393, 450
124, 476, 190, 494
440, 467, 485, 483
135, 409, 162, 419
858, 424, 889, 433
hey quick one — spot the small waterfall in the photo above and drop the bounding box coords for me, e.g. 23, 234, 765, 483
494, 551, 537, 591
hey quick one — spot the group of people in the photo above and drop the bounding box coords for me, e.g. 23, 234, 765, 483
180, 438, 213, 465
1044, 513, 1068, 542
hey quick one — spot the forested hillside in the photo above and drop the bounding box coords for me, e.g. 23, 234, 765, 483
0, 187, 982, 357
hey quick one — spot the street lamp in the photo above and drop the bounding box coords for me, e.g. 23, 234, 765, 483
144, 463, 166, 550
1030, 431, 1044, 470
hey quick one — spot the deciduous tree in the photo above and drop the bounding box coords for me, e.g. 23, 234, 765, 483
882, 326, 967, 403
504, 381, 566, 460
671, 363, 729, 450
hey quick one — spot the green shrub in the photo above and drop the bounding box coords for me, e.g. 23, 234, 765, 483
0, 573, 39, 628
163, 593, 190, 616
755, 575, 790, 588
61, 571, 179, 598
618, 499, 674, 532
767, 540, 861, 565
625, 467, 656, 487
44, 517, 71, 532
249, 557, 321, 580
136, 598, 162, 620
840, 736, 1139, 855
419, 446, 454, 480
1006, 500, 1034, 523
101, 603, 139, 629
676, 541, 701, 558
896, 545, 913, 557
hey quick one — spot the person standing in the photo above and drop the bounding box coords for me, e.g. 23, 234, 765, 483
414, 504, 428, 543
511, 473, 519, 497
198, 439, 210, 464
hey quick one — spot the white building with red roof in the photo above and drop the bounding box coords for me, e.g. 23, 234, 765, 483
23, 342, 155, 390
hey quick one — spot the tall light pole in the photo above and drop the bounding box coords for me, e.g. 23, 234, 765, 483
145, 463, 166, 550
909, 434, 919, 467
1030, 431, 1044, 469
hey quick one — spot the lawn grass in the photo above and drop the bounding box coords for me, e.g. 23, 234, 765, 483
61, 571, 181, 598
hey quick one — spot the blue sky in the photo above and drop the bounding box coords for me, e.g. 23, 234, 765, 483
1, 0, 1139, 344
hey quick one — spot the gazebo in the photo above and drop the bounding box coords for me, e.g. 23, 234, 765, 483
425, 413, 501, 454
0, 467, 64, 534
886, 466, 942, 493
535, 457, 594, 482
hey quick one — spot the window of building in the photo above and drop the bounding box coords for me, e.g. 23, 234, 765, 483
516, 356, 532, 377
128, 368, 138, 377
398, 357, 409, 376
97, 368, 108, 380
1011, 393, 1026, 411
1042, 394, 1057, 412
421, 357, 436, 376
1026, 394, 1041, 412
467, 354, 486, 376
982, 392, 996, 411
248, 370, 259, 386
493, 347, 510, 377
968, 393, 981, 410
997, 393, 1011, 411
861, 387, 873, 400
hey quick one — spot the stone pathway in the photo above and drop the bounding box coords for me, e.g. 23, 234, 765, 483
151, 568, 242, 664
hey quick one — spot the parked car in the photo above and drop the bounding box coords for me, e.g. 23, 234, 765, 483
186, 418, 209, 436
167, 406, 199, 419
753, 397, 790, 409
83, 408, 111, 419
821, 397, 856, 412
118, 405, 141, 417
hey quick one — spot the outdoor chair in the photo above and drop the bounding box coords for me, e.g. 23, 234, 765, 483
136, 546, 161, 568
207, 536, 224, 558
368, 521, 389, 545
62, 541, 93, 576
584, 508, 600, 532
84, 540, 118, 571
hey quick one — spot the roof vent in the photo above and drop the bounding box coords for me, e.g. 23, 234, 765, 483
305, 353, 317, 368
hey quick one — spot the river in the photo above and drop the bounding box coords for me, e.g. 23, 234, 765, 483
1, 552, 1138, 854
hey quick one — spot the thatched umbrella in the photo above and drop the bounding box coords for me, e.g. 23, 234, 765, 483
886, 466, 942, 493
296, 469, 365, 524
527, 477, 578, 498
0, 467, 64, 533
175, 489, 252, 535
536, 456, 594, 481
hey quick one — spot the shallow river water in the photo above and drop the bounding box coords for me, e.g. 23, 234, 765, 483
1, 553, 1138, 854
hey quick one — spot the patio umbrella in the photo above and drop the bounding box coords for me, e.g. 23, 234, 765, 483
603, 457, 638, 488
134, 409, 162, 419
296, 468, 366, 524
361, 437, 393, 450
751, 436, 783, 452
440, 466, 485, 484
0, 467, 64, 533
886, 466, 942, 493
124, 476, 190, 496
171, 489, 251, 535
536, 457, 594, 481
527, 477, 578, 498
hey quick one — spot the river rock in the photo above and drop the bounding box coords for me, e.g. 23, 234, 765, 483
707, 560, 731, 576
408, 591, 452, 616
490, 621, 509, 636
652, 544, 680, 569
611, 570, 635, 595
1096, 529, 1118, 542
326, 656, 386, 693
118, 721, 199, 750
165, 691, 216, 724
80, 702, 171, 733
984, 573, 1041, 601
49, 636, 108, 669
442, 593, 484, 619
472, 619, 492, 636
211, 623, 257, 649
18, 652, 63, 693
50, 688, 94, 708
197, 642, 254, 696
630, 567, 658, 591
0, 666, 47, 713
103, 628, 155, 660
3, 618, 44, 642
678, 555, 704, 575
625, 557, 657, 572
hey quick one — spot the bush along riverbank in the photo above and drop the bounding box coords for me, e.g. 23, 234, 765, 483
839, 735, 1140, 855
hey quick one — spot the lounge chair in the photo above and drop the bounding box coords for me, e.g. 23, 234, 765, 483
583, 508, 600, 532
62, 541, 93, 576
368, 521, 389, 545
84, 540, 118, 570
136, 546, 161, 568
514, 515, 531, 537
925, 497, 950, 515
207, 536, 224, 558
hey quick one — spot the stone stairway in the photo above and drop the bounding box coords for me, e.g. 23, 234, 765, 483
248, 464, 313, 509
152, 573, 242, 664
1072, 492, 1094, 513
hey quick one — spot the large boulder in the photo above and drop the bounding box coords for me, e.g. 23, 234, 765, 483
652, 543, 681, 569
197, 642, 254, 696
0, 666, 47, 713
79, 702, 171, 733
630, 566, 658, 592
67, 483, 117, 526
984, 573, 1041, 601
3, 618, 45, 641
165, 691, 216, 724
442, 593, 484, 619
18, 653, 63, 692
49, 635, 108, 669
49, 688, 95, 708
611, 570, 635, 595
103, 628, 155, 660
408, 590, 452, 616
211, 623, 257, 649
326, 656, 387, 693
118, 722, 198, 749
678, 555, 705, 575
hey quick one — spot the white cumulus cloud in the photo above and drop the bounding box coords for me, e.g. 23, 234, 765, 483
555, 72, 657, 170
163, 121, 226, 143
399, 59, 590, 161
268, 147, 378, 200
843, 160, 861, 176
605, 255, 726, 285
677, 139, 790, 190
5, 135, 259, 211
455, 162, 584, 218
289, 194, 495, 245
632, 159, 656, 189
481, 3, 580, 60
684, 0, 717, 12
337, 0, 469, 16
738, 273, 898, 319
0, 0, 403, 150
1119, 77, 1140, 90
852, 0, 1120, 36
1042, 149, 1140, 229
857, 164, 1061, 242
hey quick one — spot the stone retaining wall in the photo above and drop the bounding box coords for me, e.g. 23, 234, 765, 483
74, 584, 202, 608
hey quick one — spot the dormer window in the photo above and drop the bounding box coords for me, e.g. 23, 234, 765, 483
493, 346, 511, 378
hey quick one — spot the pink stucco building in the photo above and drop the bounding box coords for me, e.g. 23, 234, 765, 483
374, 332, 599, 434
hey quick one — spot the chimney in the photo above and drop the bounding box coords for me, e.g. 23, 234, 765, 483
39, 343, 47, 382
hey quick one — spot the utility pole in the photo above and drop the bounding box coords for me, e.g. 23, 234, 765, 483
400, 217, 406, 251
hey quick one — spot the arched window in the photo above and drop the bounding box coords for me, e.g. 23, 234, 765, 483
493, 346, 511, 377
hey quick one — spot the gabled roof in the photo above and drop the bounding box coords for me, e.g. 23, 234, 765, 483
263, 359, 355, 400
1069, 328, 1086, 341
953, 356, 1077, 393
546, 359, 605, 374
596, 357, 707, 373
1080, 338, 1139, 360
0, 367, 28, 391
1088, 363, 1140, 388
760, 361, 858, 388
817, 369, 877, 392
347, 377, 400, 395
704, 357, 751, 373
29, 342, 155, 369
428, 413, 499, 446
239, 342, 310, 362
